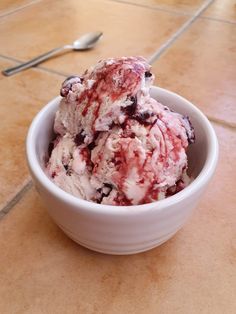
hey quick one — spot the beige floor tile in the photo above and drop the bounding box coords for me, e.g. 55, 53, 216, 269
121, 0, 204, 13
0, 124, 235, 314
0, 58, 64, 209
203, 0, 236, 22
0, 0, 188, 75
151, 18, 236, 126
0, 0, 36, 16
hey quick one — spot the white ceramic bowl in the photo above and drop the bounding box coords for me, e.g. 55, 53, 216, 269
26, 87, 218, 255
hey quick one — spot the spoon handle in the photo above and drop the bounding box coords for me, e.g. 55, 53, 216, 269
2, 46, 70, 76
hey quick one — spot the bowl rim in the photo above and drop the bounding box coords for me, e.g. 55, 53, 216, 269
26, 86, 219, 216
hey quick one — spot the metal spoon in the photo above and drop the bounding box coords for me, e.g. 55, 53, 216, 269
2, 31, 103, 76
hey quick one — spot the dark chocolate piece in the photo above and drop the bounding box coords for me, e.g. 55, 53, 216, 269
145, 71, 152, 78
60, 75, 82, 97
182, 115, 195, 144
74, 130, 86, 146
121, 95, 137, 116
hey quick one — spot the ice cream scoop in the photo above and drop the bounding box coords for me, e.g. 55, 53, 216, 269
46, 57, 195, 205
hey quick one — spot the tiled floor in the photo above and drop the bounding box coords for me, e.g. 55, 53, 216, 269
0, 0, 37, 17
0, 0, 188, 75
0, 0, 235, 313
0, 124, 236, 314
203, 0, 236, 22
151, 18, 236, 126
115, 0, 206, 13
0, 58, 63, 209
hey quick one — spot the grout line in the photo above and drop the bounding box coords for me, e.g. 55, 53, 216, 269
0, 0, 42, 19
0, 54, 67, 78
0, 180, 33, 220
109, 0, 236, 26
207, 116, 236, 130
0, 54, 22, 64
108, 0, 191, 17
200, 15, 236, 25
147, 0, 214, 64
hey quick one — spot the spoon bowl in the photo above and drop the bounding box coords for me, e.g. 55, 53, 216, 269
72, 32, 103, 50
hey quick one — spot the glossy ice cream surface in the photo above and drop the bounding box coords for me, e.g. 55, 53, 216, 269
46, 57, 195, 205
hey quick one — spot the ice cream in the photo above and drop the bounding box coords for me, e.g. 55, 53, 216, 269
46, 57, 195, 205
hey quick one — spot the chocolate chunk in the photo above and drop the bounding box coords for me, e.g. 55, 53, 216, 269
108, 121, 116, 130
87, 132, 99, 151
121, 96, 137, 116
133, 111, 155, 125
60, 75, 81, 97
182, 116, 195, 144
63, 164, 72, 176
130, 96, 137, 105
64, 75, 80, 81
74, 130, 85, 146
120, 121, 127, 130
47, 133, 58, 160
145, 71, 152, 78
66, 169, 72, 176
96, 183, 113, 203
87, 141, 96, 151
135, 111, 151, 123
104, 183, 113, 191
48, 141, 54, 158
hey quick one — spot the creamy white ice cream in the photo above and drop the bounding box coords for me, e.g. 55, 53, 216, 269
46, 57, 195, 205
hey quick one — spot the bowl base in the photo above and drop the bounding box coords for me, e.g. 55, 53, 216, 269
60, 226, 179, 255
